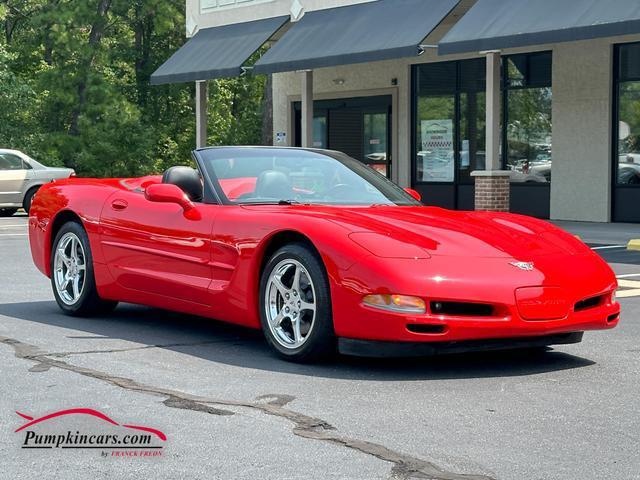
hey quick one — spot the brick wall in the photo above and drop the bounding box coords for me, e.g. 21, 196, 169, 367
474, 176, 510, 212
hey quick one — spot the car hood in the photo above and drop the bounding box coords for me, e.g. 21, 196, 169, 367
300, 205, 590, 259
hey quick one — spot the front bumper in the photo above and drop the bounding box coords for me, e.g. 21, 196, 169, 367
332, 253, 620, 343
338, 331, 584, 358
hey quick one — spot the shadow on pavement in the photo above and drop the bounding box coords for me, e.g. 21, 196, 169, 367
0, 300, 596, 381
593, 246, 640, 266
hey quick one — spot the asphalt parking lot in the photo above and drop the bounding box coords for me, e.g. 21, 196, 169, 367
1, 214, 639, 480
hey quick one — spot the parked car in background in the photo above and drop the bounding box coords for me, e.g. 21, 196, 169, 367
0, 149, 75, 216
618, 162, 640, 184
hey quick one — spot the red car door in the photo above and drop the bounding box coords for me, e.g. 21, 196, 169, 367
99, 188, 217, 306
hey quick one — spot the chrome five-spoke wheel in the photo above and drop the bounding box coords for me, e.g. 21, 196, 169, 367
260, 243, 335, 362
265, 259, 317, 349
53, 231, 86, 305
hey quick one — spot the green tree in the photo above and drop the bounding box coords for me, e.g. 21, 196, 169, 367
0, 0, 270, 177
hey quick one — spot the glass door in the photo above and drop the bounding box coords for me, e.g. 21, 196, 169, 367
416, 95, 456, 183
293, 95, 393, 178
363, 110, 391, 177
412, 59, 485, 209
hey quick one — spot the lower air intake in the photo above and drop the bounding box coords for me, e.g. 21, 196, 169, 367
430, 301, 494, 317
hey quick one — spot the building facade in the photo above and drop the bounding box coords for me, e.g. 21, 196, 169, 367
156, 0, 640, 223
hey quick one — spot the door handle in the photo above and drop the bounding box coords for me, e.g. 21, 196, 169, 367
111, 199, 128, 211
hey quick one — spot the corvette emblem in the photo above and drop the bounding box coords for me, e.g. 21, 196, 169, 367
510, 261, 535, 271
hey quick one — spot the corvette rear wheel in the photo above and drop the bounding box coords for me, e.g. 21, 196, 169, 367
260, 243, 335, 362
51, 222, 117, 316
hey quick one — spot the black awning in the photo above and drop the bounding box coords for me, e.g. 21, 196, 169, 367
253, 0, 459, 75
150, 16, 288, 85
439, 0, 640, 55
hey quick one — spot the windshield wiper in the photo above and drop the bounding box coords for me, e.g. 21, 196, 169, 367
278, 199, 302, 205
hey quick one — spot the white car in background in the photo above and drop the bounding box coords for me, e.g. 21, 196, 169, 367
0, 149, 75, 216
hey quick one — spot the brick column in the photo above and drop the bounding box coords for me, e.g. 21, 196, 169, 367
471, 171, 511, 212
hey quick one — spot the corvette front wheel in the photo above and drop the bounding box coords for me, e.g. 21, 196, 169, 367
259, 243, 335, 362
51, 222, 118, 316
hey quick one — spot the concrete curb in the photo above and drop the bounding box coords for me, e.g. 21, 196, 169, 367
627, 239, 640, 251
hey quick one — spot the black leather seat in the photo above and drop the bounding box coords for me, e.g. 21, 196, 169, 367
162, 166, 203, 202
254, 170, 293, 199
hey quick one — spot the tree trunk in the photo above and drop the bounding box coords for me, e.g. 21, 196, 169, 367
133, 1, 154, 108
4, 17, 17, 43
69, 0, 113, 136
261, 74, 273, 146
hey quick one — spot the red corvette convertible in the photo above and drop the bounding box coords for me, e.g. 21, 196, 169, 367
28, 147, 619, 362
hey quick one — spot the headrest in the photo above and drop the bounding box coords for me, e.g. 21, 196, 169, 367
161, 166, 202, 202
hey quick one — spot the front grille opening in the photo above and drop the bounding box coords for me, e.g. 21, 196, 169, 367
574, 294, 604, 312
407, 324, 447, 334
430, 301, 494, 317
607, 313, 619, 323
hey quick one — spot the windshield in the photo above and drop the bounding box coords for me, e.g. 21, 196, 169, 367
198, 148, 420, 206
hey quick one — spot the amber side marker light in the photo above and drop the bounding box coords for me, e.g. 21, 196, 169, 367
362, 294, 426, 314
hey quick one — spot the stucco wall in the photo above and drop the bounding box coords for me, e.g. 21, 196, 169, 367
550, 39, 614, 222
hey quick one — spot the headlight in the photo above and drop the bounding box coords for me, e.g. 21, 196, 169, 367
362, 294, 426, 314
611, 289, 617, 304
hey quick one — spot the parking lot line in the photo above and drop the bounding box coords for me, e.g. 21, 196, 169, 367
591, 245, 626, 250
614, 277, 640, 297
0, 224, 28, 228
617, 289, 640, 298
616, 273, 640, 278
0, 233, 28, 237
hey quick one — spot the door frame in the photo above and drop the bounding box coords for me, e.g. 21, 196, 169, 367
612, 41, 640, 223
410, 59, 484, 211
287, 88, 400, 185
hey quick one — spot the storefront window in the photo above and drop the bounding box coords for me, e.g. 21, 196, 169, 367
616, 43, 640, 185
503, 52, 553, 183
416, 95, 455, 182
459, 91, 486, 183
363, 112, 389, 177
313, 115, 327, 149
414, 59, 485, 184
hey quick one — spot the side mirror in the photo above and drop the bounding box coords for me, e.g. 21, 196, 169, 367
404, 187, 422, 202
145, 183, 195, 213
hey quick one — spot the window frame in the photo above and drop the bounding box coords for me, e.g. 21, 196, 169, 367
501, 50, 553, 185
411, 58, 486, 187
613, 42, 640, 189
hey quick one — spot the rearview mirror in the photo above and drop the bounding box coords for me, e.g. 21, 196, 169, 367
145, 183, 195, 213
404, 187, 422, 202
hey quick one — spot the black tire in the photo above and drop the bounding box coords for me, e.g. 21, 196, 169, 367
23, 187, 39, 214
50, 221, 118, 316
0, 208, 17, 217
259, 243, 335, 362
